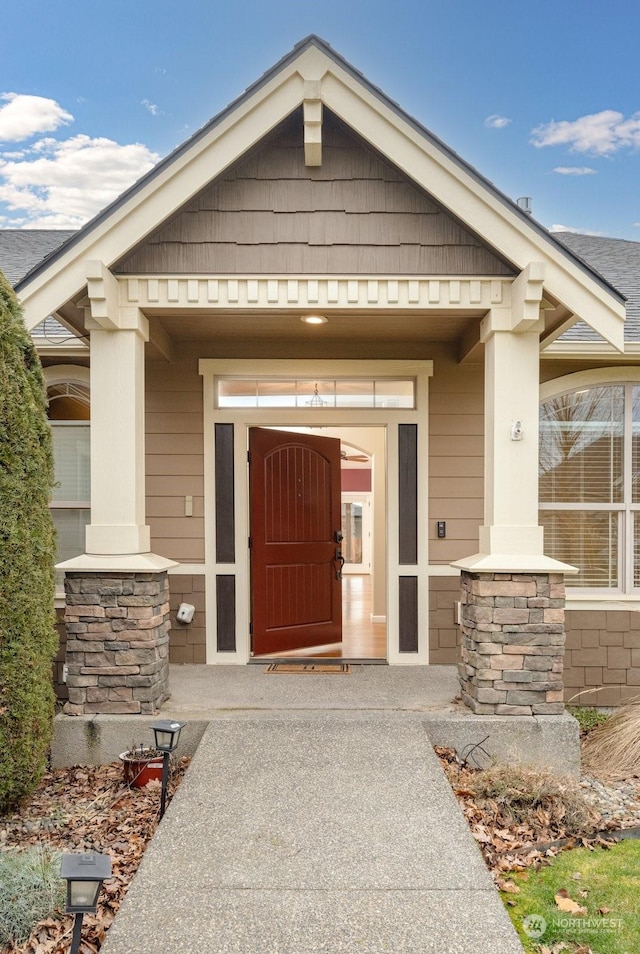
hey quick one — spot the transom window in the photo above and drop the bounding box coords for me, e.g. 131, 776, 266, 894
216, 377, 415, 409
539, 383, 640, 591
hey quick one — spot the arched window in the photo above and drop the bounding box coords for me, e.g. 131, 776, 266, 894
540, 380, 640, 591
44, 367, 90, 576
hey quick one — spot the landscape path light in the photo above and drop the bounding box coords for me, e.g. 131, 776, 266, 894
150, 719, 186, 819
60, 851, 112, 954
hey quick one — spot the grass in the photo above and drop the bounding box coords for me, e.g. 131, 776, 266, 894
502, 840, 640, 953
567, 706, 609, 735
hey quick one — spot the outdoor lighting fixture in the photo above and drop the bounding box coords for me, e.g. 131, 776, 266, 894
300, 314, 327, 324
150, 719, 186, 819
60, 851, 112, 954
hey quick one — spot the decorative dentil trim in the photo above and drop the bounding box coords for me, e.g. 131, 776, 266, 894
121, 275, 509, 310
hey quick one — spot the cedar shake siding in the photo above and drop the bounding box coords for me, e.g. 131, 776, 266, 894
115, 111, 515, 278
168, 575, 206, 665
429, 576, 460, 665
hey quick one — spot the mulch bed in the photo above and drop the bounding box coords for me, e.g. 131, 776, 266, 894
0, 757, 190, 954
434, 746, 618, 889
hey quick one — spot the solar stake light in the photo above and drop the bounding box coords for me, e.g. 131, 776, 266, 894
151, 719, 185, 753
60, 851, 112, 954
150, 719, 186, 818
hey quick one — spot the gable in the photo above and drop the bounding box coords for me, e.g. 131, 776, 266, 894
115, 110, 514, 278
16, 36, 624, 348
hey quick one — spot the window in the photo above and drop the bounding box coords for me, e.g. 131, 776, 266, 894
216, 377, 415, 408
539, 383, 640, 591
45, 375, 90, 580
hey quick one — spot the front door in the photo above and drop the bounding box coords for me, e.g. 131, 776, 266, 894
249, 427, 343, 655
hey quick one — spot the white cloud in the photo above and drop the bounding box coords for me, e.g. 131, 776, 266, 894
549, 223, 603, 236
0, 92, 73, 142
0, 134, 160, 227
142, 98, 161, 116
532, 109, 640, 155
484, 114, 511, 129
553, 166, 597, 175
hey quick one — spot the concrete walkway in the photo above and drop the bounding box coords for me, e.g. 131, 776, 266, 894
100, 668, 524, 953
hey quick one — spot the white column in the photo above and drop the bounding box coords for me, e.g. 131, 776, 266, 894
479, 324, 544, 557
453, 263, 575, 574
84, 308, 151, 555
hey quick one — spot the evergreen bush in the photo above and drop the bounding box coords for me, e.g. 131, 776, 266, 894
0, 270, 57, 814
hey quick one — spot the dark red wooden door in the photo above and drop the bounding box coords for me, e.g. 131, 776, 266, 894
249, 428, 343, 655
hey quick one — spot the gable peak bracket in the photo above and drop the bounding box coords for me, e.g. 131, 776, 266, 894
303, 81, 322, 167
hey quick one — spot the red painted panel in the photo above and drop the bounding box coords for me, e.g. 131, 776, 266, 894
341, 468, 372, 492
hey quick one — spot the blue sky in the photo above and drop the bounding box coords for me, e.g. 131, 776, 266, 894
2, 0, 640, 237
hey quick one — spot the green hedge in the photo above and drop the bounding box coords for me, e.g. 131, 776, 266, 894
0, 271, 57, 814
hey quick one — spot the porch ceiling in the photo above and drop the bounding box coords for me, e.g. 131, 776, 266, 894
148, 309, 478, 345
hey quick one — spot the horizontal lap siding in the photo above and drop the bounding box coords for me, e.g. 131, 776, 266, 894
429, 346, 484, 564
116, 111, 514, 278
146, 361, 204, 562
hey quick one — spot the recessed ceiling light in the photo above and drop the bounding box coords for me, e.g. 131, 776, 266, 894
301, 314, 327, 325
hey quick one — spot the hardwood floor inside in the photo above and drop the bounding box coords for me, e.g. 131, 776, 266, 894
259, 575, 386, 660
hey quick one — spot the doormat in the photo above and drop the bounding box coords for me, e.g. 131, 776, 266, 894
265, 663, 351, 674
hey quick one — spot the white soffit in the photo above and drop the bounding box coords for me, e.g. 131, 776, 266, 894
17, 38, 625, 350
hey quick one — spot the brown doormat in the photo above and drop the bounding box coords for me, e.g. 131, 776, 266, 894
265, 663, 351, 674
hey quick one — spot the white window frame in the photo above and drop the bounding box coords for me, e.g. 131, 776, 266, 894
44, 366, 90, 590
540, 368, 640, 596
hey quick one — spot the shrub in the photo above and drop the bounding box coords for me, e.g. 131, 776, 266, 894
0, 846, 65, 946
0, 271, 58, 814
463, 765, 598, 835
582, 699, 640, 779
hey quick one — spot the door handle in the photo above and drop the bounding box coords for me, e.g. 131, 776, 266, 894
334, 530, 344, 543
334, 547, 345, 580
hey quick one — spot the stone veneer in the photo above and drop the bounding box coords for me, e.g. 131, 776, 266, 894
458, 570, 566, 715
63, 571, 170, 715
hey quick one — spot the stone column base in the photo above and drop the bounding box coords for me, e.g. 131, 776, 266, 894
458, 570, 565, 715
63, 571, 170, 715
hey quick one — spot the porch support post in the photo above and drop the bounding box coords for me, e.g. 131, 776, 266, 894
84, 262, 150, 554
57, 262, 175, 716
452, 264, 576, 716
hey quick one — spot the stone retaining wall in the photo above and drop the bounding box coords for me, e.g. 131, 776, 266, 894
63, 571, 170, 715
458, 570, 565, 715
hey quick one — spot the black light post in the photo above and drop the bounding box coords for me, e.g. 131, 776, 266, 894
150, 719, 186, 819
60, 852, 112, 954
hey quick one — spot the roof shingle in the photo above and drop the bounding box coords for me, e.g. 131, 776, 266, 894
0, 229, 75, 286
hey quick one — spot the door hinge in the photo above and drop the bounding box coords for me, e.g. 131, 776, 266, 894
248, 536, 252, 549
247, 451, 251, 463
